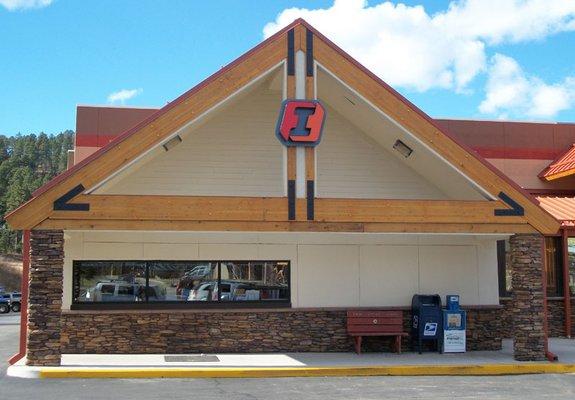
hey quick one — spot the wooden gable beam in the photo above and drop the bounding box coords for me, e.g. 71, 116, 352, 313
310, 26, 559, 235
37, 219, 536, 234
44, 195, 528, 226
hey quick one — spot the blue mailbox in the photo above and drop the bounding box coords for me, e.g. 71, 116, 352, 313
411, 294, 443, 354
442, 295, 466, 353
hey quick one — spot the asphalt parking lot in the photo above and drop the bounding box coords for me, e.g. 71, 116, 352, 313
0, 313, 574, 399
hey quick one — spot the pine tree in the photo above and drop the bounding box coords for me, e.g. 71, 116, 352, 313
0, 130, 74, 254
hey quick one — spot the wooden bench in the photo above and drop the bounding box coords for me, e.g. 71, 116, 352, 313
347, 310, 409, 355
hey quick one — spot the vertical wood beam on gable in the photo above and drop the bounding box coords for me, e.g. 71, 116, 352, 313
286, 27, 298, 221
304, 27, 316, 221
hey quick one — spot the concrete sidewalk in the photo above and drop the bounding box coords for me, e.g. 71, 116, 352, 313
7, 339, 575, 378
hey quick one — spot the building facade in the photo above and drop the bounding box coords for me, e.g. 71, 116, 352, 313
6, 20, 565, 366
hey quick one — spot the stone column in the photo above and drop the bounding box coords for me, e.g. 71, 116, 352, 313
26, 230, 64, 366
510, 233, 546, 361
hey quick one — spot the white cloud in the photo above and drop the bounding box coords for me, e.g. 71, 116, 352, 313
0, 0, 52, 11
479, 54, 575, 118
263, 0, 575, 97
107, 88, 143, 105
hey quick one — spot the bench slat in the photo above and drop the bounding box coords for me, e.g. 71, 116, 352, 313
347, 311, 402, 318
349, 332, 409, 337
348, 317, 403, 325
348, 325, 404, 333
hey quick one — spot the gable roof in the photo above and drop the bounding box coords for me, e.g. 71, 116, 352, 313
5, 19, 559, 234
539, 144, 575, 181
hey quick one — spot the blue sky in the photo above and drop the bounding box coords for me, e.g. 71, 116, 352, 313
1, 0, 575, 136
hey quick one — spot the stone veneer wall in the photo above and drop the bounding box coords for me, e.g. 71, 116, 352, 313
27, 230, 64, 366
547, 299, 566, 338
61, 307, 502, 354
500, 297, 573, 339
510, 233, 546, 361
498, 298, 514, 339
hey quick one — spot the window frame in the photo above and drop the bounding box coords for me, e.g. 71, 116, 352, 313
71, 260, 291, 310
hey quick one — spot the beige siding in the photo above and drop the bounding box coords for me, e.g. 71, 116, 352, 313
317, 107, 447, 199
62, 231, 502, 310
101, 86, 284, 196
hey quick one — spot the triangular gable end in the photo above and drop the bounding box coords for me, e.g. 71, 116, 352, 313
4, 19, 559, 235
539, 144, 575, 181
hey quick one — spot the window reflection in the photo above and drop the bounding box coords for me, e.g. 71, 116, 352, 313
220, 261, 289, 301
73, 260, 290, 304
148, 262, 217, 302
74, 261, 146, 303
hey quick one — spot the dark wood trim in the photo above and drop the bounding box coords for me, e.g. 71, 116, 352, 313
307, 180, 314, 220
497, 239, 509, 297
287, 28, 295, 76
495, 192, 524, 216
306, 28, 313, 77
53, 184, 89, 211
288, 180, 296, 220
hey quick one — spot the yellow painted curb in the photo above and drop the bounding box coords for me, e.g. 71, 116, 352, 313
39, 363, 575, 379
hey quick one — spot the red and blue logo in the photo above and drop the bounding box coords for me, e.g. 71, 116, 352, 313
276, 100, 326, 147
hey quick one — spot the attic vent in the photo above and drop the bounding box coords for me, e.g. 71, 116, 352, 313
393, 139, 413, 158
162, 135, 182, 151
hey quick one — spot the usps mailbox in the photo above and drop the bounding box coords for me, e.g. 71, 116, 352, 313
411, 294, 443, 354
443, 294, 466, 353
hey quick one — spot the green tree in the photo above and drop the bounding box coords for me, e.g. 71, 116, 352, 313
0, 130, 74, 254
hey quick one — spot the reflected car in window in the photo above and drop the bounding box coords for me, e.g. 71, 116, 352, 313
85, 282, 166, 302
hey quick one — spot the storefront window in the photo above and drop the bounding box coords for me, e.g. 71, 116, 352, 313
73, 261, 146, 303
72, 260, 290, 307
497, 240, 512, 296
220, 261, 289, 301
544, 237, 563, 297
148, 262, 217, 302
568, 238, 575, 297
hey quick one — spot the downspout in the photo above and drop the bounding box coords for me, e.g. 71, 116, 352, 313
8, 230, 30, 365
542, 236, 558, 362
562, 228, 572, 338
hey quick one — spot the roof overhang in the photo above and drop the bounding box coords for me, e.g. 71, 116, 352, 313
539, 144, 575, 181
4, 19, 560, 235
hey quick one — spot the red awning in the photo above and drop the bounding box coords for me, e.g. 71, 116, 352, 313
539, 144, 575, 181
536, 196, 575, 227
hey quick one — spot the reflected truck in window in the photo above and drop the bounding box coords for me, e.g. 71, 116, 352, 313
85, 281, 166, 302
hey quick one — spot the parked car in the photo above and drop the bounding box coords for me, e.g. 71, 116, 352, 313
0, 294, 10, 313
8, 292, 21, 312
188, 280, 255, 301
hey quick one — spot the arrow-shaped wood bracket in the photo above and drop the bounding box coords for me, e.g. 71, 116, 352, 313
53, 184, 90, 211
494, 191, 524, 216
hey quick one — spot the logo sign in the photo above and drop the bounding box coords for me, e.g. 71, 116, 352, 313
276, 100, 326, 147
423, 322, 438, 336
